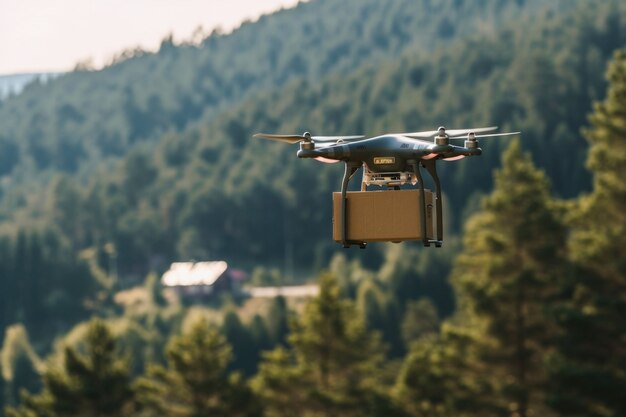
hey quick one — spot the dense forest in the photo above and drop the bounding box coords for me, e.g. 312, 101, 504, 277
1, 0, 626, 416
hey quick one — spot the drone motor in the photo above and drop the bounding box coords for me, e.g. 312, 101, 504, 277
435, 126, 449, 146
465, 132, 478, 149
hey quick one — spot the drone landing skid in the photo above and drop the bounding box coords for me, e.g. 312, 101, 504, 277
427, 240, 444, 248
339, 162, 362, 248
343, 240, 367, 249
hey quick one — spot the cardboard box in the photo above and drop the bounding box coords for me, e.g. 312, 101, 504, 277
332, 189, 434, 242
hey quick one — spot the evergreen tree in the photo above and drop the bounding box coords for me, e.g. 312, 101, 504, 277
266, 295, 290, 347
221, 310, 257, 375
247, 314, 272, 374
253, 273, 399, 417
356, 278, 405, 357
0, 237, 13, 338
400, 298, 439, 349
394, 323, 498, 417
135, 319, 260, 417
0, 361, 4, 417
356, 279, 387, 335
451, 140, 567, 417
249, 314, 271, 353
547, 49, 626, 417
1, 325, 42, 410
6, 320, 134, 417
13, 232, 28, 325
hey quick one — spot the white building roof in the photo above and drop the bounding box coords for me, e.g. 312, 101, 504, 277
161, 261, 228, 287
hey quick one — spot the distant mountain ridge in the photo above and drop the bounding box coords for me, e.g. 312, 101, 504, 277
0, 0, 563, 178
0, 73, 61, 99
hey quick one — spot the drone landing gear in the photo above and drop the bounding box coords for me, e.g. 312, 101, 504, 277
408, 159, 444, 248
408, 160, 430, 247
342, 243, 367, 249
423, 160, 444, 246
340, 161, 368, 248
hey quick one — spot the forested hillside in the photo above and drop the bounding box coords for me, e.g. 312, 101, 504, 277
0, 0, 551, 178
1, 0, 626, 415
0, 0, 624, 272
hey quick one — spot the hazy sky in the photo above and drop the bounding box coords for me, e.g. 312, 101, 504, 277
0, 0, 302, 75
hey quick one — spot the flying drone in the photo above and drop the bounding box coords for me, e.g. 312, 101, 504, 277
254, 126, 519, 248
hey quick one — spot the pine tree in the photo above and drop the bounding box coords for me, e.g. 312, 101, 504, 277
135, 319, 260, 417
221, 310, 257, 375
253, 273, 399, 417
6, 319, 134, 417
1, 325, 42, 409
356, 279, 404, 357
451, 140, 566, 417
400, 298, 439, 349
266, 295, 290, 346
249, 314, 271, 352
0, 361, 4, 417
0, 237, 10, 333
394, 323, 498, 417
248, 314, 272, 373
547, 48, 626, 417
356, 279, 387, 335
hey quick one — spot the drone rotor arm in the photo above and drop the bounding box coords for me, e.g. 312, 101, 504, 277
311, 135, 365, 142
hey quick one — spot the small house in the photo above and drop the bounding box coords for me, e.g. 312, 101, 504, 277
161, 261, 246, 299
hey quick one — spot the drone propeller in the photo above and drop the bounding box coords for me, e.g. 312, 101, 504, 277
402, 126, 499, 139
449, 131, 521, 139
253, 132, 364, 144
253, 133, 309, 144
